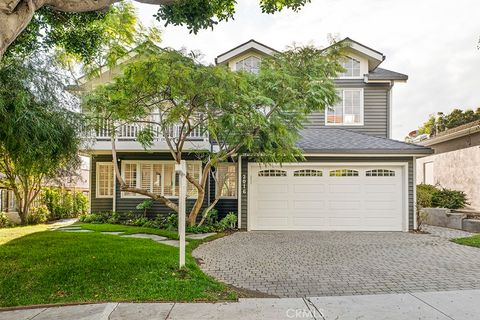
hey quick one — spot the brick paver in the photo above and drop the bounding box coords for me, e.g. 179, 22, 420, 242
193, 226, 480, 297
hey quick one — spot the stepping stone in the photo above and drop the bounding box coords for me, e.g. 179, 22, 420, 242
158, 240, 185, 247
186, 232, 217, 240
57, 226, 82, 230
60, 229, 93, 232
121, 233, 168, 241
101, 231, 124, 235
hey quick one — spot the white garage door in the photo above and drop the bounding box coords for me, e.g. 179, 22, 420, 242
249, 164, 406, 231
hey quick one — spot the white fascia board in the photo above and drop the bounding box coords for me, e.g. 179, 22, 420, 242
216, 42, 276, 65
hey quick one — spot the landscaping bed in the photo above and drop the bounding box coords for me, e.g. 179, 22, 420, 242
0, 223, 236, 308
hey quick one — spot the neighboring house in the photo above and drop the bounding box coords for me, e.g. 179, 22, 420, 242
415, 120, 480, 210
81, 38, 432, 232
0, 157, 90, 222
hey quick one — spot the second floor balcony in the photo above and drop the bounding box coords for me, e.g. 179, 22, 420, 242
84, 117, 211, 153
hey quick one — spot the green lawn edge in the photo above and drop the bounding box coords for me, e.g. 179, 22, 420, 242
451, 234, 480, 248
0, 224, 237, 308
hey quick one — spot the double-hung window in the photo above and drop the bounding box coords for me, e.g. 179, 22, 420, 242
216, 163, 237, 198
326, 89, 363, 125
96, 162, 114, 198
121, 161, 202, 198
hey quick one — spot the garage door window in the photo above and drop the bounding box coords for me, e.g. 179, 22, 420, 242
366, 169, 395, 177
329, 169, 359, 177
293, 169, 323, 177
258, 169, 287, 177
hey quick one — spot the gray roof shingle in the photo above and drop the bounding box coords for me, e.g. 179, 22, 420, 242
367, 68, 408, 81
297, 128, 432, 154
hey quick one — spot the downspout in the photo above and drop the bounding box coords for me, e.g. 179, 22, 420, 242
413, 156, 417, 230
388, 82, 394, 139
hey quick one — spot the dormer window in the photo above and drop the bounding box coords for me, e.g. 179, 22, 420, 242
235, 56, 261, 74
339, 57, 361, 78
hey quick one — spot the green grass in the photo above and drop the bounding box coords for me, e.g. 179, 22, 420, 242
0, 224, 236, 307
77, 223, 179, 239
452, 234, 480, 248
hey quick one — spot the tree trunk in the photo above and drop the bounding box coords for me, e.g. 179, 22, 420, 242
187, 162, 211, 226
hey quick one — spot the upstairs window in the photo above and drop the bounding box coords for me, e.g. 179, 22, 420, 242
339, 57, 361, 78
236, 56, 261, 74
326, 89, 363, 125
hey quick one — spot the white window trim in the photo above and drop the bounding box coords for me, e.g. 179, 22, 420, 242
120, 160, 202, 199
96, 162, 114, 199
216, 163, 238, 199
325, 88, 364, 126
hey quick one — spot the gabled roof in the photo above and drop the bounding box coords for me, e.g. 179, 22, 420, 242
215, 39, 279, 65
366, 67, 408, 81
337, 37, 385, 71
297, 128, 432, 154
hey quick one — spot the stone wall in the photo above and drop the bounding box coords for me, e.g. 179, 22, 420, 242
416, 145, 480, 210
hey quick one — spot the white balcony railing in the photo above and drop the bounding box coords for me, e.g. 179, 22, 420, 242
93, 119, 207, 142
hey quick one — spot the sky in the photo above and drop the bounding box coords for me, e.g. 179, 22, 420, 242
135, 0, 480, 140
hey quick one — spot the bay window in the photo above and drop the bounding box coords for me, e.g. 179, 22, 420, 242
326, 89, 363, 125
216, 163, 237, 198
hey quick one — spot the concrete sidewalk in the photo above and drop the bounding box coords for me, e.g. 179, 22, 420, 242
1, 289, 479, 320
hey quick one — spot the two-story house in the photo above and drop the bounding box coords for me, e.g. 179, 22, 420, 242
83, 38, 432, 232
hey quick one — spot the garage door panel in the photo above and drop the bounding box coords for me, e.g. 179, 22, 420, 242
292, 217, 328, 226
328, 200, 362, 210
258, 184, 289, 193
250, 164, 405, 231
364, 184, 398, 193
293, 184, 326, 193
328, 184, 361, 193
293, 200, 325, 209
257, 200, 288, 209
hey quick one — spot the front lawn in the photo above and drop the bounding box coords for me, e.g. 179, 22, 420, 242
452, 234, 480, 248
77, 223, 179, 239
0, 224, 235, 307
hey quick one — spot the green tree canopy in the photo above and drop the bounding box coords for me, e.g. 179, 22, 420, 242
0, 55, 82, 224
82, 43, 343, 225
0, 0, 310, 59
418, 108, 480, 135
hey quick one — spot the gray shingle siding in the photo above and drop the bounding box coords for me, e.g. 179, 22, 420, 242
239, 156, 415, 230
305, 81, 390, 138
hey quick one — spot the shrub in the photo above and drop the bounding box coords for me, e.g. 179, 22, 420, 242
161, 213, 178, 230
79, 212, 118, 224
125, 217, 149, 227
417, 184, 438, 209
219, 212, 237, 230
432, 188, 469, 209
41, 188, 89, 220
0, 212, 13, 228
28, 205, 49, 225
136, 199, 154, 217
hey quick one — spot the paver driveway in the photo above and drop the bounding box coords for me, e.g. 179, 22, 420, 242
193, 226, 480, 297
